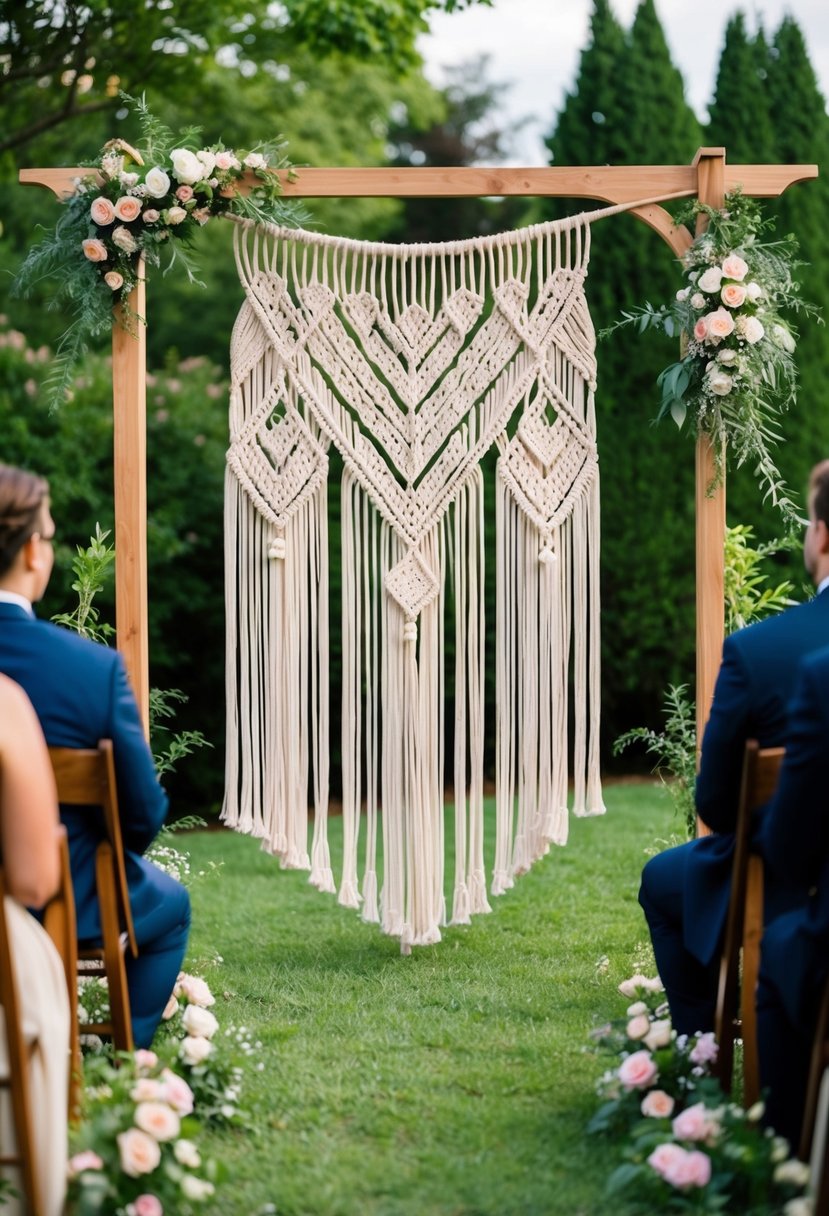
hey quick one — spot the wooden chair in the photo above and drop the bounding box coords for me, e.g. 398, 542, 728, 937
42, 826, 82, 1120
714, 739, 784, 1106
0, 866, 43, 1215
49, 740, 137, 1053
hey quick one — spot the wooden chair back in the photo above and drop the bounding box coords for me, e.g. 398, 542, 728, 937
42, 827, 81, 1121
49, 740, 136, 1053
0, 866, 43, 1214
714, 739, 784, 1106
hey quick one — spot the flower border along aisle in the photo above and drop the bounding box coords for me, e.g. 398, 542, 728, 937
588, 976, 812, 1214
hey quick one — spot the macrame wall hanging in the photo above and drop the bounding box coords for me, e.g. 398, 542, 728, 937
223, 205, 629, 951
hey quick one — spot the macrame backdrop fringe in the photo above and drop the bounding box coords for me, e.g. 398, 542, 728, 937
224, 206, 611, 950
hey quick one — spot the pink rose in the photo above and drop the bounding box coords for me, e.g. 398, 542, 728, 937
142, 209, 160, 224
641, 1090, 675, 1118
114, 195, 142, 222
132, 1196, 163, 1216
134, 1101, 181, 1142
134, 1049, 158, 1071
177, 974, 215, 1007
721, 253, 749, 281
663, 1148, 712, 1190
117, 1127, 161, 1176
721, 283, 747, 309
648, 1142, 687, 1179
160, 1068, 195, 1116
689, 1032, 718, 1066
67, 1149, 104, 1177
193, 207, 211, 225
214, 151, 240, 171
672, 1101, 719, 1143
175, 185, 194, 202
104, 270, 124, 291
90, 196, 115, 225
693, 317, 709, 342
82, 238, 108, 262
162, 994, 179, 1020
617, 1049, 658, 1090
706, 308, 736, 340
130, 1078, 163, 1103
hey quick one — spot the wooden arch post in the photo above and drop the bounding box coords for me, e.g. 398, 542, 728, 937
20, 154, 816, 748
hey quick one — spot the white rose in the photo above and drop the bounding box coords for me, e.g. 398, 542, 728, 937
196, 149, 217, 176
177, 975, 215, 1007
171, 148, 205, 185
675, 288, 689, 302
717, 348, 738, 365
738, 315, 765, 345
643, 1019, 673, 1050
244, 152, 267, 170
173, 1138, 202, 1168
180, 1176, 215, 1200
180, 1035, 214, 1065
627, 1014, 651, 1040
626, 1001, 648, 1017
144, 167, 171, 198
697, 266, 723, 293
707, 371, 733, 396
746, 281, 763, 301
774, 1159, 811, 1188
119, 171, 139, 188
784, 1197, 814, 1216
182, 1004, 219, 1040
165, 206, 188, 225
112, 225, 138, 253
690, 292, 706, 310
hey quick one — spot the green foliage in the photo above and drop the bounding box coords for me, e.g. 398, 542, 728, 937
51, 524, 116, 644
723, 525, 797, 633
614, 686, 698, 839
149, 689, 212, 781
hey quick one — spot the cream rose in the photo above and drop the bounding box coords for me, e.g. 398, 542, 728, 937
721, 253, 749, 281
116, 1127, 161, 1176
707, 371, 733, 396
243, 152, 267, 170
697, 266, 723, 293
617, 1049, 658, 1090
690, 292, 706, 310
82, 238, 108, 262
675, 288, 689, 302
104, 270, 124, 291
626, 1014, 651, 1040
773, 324, 797, 354
178, 975, 215, 1006
706, 308, 736, 341
774, 1159, 811, 1187
196, 149, 217, 176
641, 1090, 675, 1118
165, 206, 187, 225
112, 225, 138, 253
717, 348, 738, 365
618, 975, 651, 999
182, 1004, 219, 1039
193, 207, 211, 225
181, 1175, 216, 1200
130, 1078, 163, 1103
90, 196, 116, 225
738, 315, 765, 344
721, 282, 747, 309
114, 195, 142, 222
626, 1001, 648, 1017
180, 1035, 214, 1065
643, 1019, 672, 1050
746, 281, 763, 301
144, 167, 171, 198
134, 1100, 181, 1142
174, 1138, 202, 1168
171, 148, 205, 185
214, 150, 241, 171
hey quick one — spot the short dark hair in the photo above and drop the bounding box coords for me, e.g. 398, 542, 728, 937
810, 461, 829, 530
0, 464, 49, 577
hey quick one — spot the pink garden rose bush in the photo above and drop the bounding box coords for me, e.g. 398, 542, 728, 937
589, 974, 812, 1213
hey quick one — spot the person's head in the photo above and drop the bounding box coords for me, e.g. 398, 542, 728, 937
0, 465, 54, 602
804, 460, 829, 586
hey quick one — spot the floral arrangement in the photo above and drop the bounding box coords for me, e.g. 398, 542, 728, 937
589, 974, 811, 1214
13, 94, 304, 409
156, 970, 257, 1128
67, 1049, 222, 1214
603, 191, 819, 524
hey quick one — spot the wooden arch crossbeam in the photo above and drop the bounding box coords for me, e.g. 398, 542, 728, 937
20, 150, 817, 748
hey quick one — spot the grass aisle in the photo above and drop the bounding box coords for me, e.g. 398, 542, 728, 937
184, 781, 673, 1216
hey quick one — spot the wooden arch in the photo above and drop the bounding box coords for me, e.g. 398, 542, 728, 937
20, 150, 818, 752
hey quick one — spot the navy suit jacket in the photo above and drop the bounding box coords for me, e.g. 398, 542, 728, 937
684, 588, 829, 965
0, 601, 168, 941
760, 644, 829, 1026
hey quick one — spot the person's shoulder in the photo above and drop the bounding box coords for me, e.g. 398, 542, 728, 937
727, 596, 824, 653
34, 618, 120, 668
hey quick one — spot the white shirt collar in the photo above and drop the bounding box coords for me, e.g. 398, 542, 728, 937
818, 576, 829, 597
0, 590, 35, 617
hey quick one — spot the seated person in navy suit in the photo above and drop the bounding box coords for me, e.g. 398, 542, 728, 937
758, 644, 829, 1146
638, 459, 829, 1036
0, 463, 190, 1048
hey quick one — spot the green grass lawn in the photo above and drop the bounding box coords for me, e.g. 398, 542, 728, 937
183, 780, 674, 1216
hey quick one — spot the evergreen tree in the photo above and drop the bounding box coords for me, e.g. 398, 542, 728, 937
546, 0, 626, 169
706, 13, 775, 163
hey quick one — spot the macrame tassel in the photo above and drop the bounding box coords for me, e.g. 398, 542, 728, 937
338, 468, 363, 909
361, 496, 381, 924
309, 472, 335, 893
380, 525, 406, 939
492, 459, 516, 897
